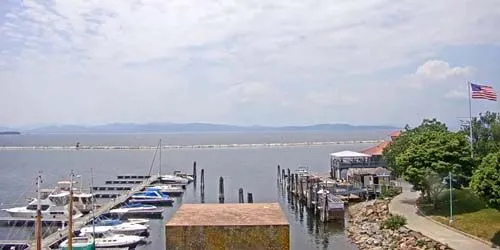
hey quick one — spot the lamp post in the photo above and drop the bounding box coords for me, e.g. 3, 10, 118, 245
449, 171, 453, 224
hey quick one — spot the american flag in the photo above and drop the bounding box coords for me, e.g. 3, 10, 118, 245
471, 83, 497, 101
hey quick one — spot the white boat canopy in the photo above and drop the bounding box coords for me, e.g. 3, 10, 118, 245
330, 150, 370, 158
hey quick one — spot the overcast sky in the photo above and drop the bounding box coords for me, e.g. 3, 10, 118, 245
1, 0, 500, 128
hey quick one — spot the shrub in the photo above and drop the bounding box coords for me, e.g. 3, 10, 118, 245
379, 186, 401, 199
381, 214, 407, 230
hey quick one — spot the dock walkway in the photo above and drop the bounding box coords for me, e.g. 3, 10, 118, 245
389, 183, 495, 250
41, 175, 159, 249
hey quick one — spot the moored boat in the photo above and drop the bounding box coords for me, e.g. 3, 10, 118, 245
145, 185, 184, 196
2, 197, 83, 220
159, 174, 189, 185
80, 218, 149, 236
107, 203, 164, 218
128, 190, 174, 206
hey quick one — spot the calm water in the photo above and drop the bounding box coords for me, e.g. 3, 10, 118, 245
0, 131, 391, 249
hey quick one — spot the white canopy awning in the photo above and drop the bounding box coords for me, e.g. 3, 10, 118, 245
330, 150, 370, 158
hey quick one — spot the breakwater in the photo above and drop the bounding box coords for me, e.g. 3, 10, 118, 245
0, 140, 383, 151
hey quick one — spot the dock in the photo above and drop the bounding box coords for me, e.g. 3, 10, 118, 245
105, 180, 143, 185
41, 174, 160, 249
116, 175, 150, 179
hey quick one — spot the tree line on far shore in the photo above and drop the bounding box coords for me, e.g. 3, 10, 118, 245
383, 112, 500, 210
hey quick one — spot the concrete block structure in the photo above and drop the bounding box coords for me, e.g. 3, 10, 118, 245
165, 203, 289, 250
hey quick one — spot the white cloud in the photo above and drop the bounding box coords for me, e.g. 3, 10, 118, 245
404, 60, 475, 88
0, 0, 499, 126
414, 60, 475, 80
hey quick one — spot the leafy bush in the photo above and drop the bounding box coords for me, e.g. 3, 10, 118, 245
381, 186, 401, 198
381, 215, 407, 230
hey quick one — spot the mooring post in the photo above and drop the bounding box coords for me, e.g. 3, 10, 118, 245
307, 181, 312, 209
315, 185, 319, 215
324, 193, 329, 222
300, 177, 304, 201
218, 176, 225, 204
287, 168, 291, 189
277, 165, 281, 182
193, 161, 197, 184
238, 188, 244, 203
200, 169, 205, 203
293, 174, 299, 196
247, 192, 253, 203
291, 173, 295, 194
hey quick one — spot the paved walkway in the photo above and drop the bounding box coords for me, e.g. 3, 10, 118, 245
389, 184, 497, 250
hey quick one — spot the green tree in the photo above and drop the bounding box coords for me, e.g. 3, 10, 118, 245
470, 152, 500, 209
461, 111, 500, 159
383, 118, 449, 176
395, 130, 471, 206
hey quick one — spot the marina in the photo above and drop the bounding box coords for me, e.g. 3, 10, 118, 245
0, 131, 395, 249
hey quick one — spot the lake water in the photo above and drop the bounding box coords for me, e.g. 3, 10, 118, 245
0, 130, 392, 249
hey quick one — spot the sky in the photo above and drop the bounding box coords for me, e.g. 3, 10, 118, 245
1, 0, 500, 128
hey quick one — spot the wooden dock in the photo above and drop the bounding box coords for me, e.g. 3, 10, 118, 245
105, 180, 143, 185
41, 174, 160, 249
116, 175, 150, 179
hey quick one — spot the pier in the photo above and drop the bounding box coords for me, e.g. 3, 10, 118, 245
41, 174, 160, 249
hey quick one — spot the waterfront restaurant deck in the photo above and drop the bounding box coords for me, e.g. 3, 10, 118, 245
330, 150, 387, 180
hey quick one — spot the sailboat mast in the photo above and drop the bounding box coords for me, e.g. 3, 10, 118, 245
68, 171, 74, 250
35, 174, 42, 250
91, 168, 96, 247
159, 139, 162, 176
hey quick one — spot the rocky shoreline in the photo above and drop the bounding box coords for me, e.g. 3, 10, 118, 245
347, 199, 452, 250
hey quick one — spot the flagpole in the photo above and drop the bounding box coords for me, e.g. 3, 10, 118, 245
468, 81, 474, 159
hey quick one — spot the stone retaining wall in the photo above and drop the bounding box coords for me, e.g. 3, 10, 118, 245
347, 199, 453, 250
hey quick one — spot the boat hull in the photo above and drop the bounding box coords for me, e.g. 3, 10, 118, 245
128, 198, 174, 206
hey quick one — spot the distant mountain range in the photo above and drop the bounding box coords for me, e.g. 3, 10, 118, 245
1, 123, 398, 134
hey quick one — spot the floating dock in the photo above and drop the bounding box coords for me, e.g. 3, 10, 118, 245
105, 180, 143, 185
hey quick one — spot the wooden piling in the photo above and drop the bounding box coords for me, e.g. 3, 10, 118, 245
300, 177, 304, 201
287, 168, 291, 190
219, 176, 225, 204
247, 193, 253, 203
200, 169, 205, 203
324, 193, 329, 222
238, 188, 244, 203
193, 161, 197, 184
277, 165, 281, 183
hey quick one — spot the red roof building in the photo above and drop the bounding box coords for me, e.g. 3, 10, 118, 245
389, 130, 401, 139
361, 141, 391, 156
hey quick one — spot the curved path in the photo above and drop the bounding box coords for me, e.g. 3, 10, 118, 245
389, 183, 497, 250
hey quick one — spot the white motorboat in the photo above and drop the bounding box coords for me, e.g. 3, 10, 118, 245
68, 231, 144, 248
51, 180, 94, 214
173, 171, 194, 182
159, 174, 189, 184
129, 191, 174, 206
2, 198, 83, 220
146, 185, 184, 196
108, 203, 164, 217
59, 235, 95, 250
126, 218, 149, 225
80, 219, 149, 236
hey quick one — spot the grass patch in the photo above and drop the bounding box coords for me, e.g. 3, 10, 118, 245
419, 188, 500, 246
381, 215, 407, 230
